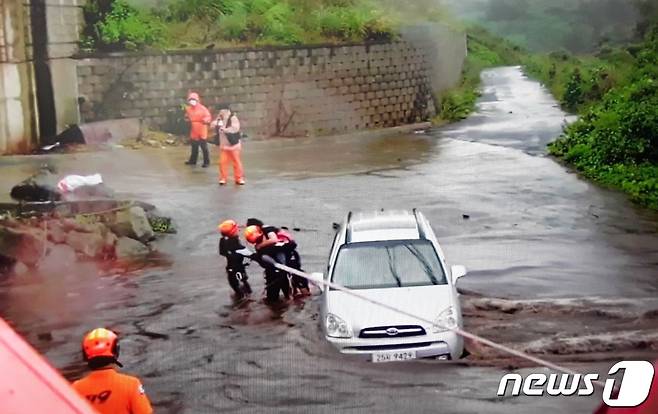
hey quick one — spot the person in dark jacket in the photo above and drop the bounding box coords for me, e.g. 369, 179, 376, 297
218, 220, 252, 299
243, 225, 292, 302
246, 218, 309, 296
184, 92, 212, 167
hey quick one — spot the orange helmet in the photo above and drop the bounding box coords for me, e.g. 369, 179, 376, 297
218, 219, 239, 237
82, 328, 120, 362
244, 225, 263, 244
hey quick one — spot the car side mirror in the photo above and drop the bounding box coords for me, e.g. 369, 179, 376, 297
451, 265, 467, 284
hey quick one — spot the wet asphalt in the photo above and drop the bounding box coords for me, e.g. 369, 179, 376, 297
1, 66, 657, 413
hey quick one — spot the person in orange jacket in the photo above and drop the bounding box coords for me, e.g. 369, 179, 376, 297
72, 328, 153, 414
184, 92, 212, 167
211, 103, 245, 185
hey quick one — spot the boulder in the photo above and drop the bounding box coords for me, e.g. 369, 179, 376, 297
110, 207, 154, 243
38, 244, 77, 271
65, 229, 105, 259
0, 225, 46, 267
46, 220, 68, 244
116, 237, 149, 260
13, 261, 29, 275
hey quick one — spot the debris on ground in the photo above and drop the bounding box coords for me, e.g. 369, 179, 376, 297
121, 129, 185, 150
10, 167, 114, 202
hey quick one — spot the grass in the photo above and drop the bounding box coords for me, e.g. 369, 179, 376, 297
543, 29, 658, 209
82, 0, 402, 51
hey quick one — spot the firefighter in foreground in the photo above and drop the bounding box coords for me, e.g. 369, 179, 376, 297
218, 219, 253, 299
244, 225, 293, 302
246, 218, 310, 296
72, 328, 153, 414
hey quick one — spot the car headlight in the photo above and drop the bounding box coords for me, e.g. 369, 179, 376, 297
325, 313, 353, 338
431, 307, 457, 333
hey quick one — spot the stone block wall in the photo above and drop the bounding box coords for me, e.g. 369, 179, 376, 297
76, 41, 438, 138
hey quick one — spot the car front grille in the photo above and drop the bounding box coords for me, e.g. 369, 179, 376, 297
347, 342, 433, 351
359, 325, 426, 339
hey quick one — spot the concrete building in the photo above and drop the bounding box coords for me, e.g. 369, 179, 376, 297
0, 0, 82, 154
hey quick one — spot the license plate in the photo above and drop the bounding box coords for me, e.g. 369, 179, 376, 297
372, 350, 417, 363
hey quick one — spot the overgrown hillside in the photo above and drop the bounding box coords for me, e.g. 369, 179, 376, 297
444, 0, 649, 53
436, 20, 658, 209
543, 28, 658, 209
82, 0, 404, 51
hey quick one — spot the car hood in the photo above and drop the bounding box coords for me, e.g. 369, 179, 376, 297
326, 285, 454, 331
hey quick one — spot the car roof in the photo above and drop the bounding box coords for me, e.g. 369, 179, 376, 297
347, 210, 420, 243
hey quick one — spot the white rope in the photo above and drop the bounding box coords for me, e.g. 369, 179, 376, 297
263, 257, 606, 388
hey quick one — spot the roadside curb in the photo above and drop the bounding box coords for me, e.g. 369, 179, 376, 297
304, 122, 432, 142
243, 122, 434, 149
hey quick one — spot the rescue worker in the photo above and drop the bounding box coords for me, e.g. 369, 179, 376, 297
184, 92, 212, 167
211, 103, 244, 185
72, 328, 153, 414
246, 218, 309, 296
244, 225, 291, 302
218, 219, 252, 299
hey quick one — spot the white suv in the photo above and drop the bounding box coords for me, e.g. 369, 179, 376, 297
320, 209, 467, 362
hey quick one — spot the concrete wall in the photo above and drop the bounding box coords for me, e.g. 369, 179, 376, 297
46, 0, 84, 134
0, 0, 82, 155
0, 1, 37, 154
76, 41, 442, 138
400, 23, 467, 95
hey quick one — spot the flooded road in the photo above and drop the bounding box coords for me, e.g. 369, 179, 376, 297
1, 66, 658, 413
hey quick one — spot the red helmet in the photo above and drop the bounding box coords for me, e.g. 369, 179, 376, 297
218, 219, 239, 237
244, 225, 263, 244
82, 328, 119, 361
187, 92, 200, 101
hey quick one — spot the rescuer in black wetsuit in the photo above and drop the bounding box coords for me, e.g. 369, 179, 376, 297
218, 220, 252, 299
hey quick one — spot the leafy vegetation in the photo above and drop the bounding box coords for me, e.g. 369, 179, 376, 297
436, 17, 658, 209
81, 0, 400, 51
546, 27, 658, 208
82, 0, 165, 50
445, 0, 642, 53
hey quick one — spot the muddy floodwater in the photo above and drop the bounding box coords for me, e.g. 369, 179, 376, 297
1, 66, 658, 413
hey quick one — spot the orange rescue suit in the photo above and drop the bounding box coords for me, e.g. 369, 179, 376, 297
185, 104, 212, 140
72, 368, 153, 414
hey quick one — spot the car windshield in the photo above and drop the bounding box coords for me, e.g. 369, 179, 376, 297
331, 240, 447, 289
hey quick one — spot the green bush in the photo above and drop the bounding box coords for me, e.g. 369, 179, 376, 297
82, 0, 400, 50
548, 28, 658, 209
85, 0, 164, 50
563, 69, 584, 111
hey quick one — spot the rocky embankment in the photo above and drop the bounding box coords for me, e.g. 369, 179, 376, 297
0, 168, 173, 274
